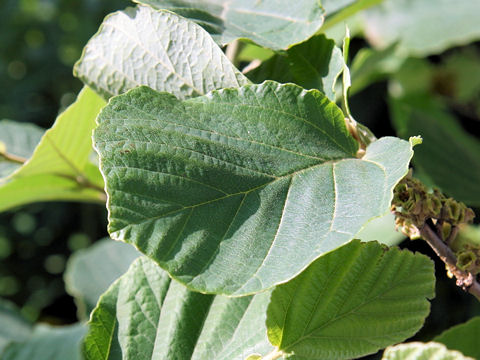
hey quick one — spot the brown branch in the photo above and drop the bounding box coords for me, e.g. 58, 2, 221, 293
0, 152, 28, 164
420, 220, 480, 301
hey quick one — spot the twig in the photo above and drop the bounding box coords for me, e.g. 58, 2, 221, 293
0, 152, 28, 164
420, 220, 480, 301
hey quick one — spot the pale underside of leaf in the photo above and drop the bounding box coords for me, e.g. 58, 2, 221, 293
74, 5, 249, 100
95, 81, 414, 296
383, 342, 473, 360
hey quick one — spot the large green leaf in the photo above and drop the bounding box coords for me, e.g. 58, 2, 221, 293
245, 34, 343, 100
133, 0, 324, 50
74, 5, 249, 100
0, 120, 44, 179
0, 299, 32, 353
266, 240, 435, 359
363, 0, 480, 56
383, 342, 473, 360
64, 238, 140, 319
435, 317, 480, 359
390, 95, 480, 206
2, 323, 86, 360
83, 256, 273, 360
94, 81, 415, 295
0, 87, 106, 212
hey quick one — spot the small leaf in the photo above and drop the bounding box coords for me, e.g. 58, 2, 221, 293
134, 0, 325, 50
246, 34, 344, 100
74, 5, 249, 100
0, 120, 44, 179
383, 342, 473, 360
434, 317, 480, 359
267, 240, 435, 359
95, 81, 415, 295
2, 323, 86, 360
83, 257, 273, 360
363, 0, 480, 56
0, 87, 106, 212
64, 238, 140, 319
390, 95, 480, 206
0, 299, 32, 353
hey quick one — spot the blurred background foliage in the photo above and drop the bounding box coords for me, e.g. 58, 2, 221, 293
1, 0, 480, 348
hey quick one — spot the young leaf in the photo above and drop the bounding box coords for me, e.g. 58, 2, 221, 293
245, 34, 344, 101
74, 5, 249, 100
2, 323, 86, 360
94, 81, 415, 295
133, 0, 325, 50
0, 87, 106, 212
434, 317, 480, 359
64, 238, 140, 319
0, 299, 32, 353
390, 95, 480, 206
363, 0, 480, 56
383, 342, 473, 360
83, 257, 273, 360
0, 120, 44, 179
266, 240, 435, 359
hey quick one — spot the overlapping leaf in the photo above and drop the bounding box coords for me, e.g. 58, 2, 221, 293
383, 342, 473, 360
133, 0, 325, 50
0, 120, 44, 179
95, 81, 415, 295
0, 87, 106, 212
266, 240, 435, 359
0, 299, 32, 353
246, 34, 343, 100
64, 238, 140, 318
435, 317, 480, 359
83, 257, 273, 360
74, 5, 249, 100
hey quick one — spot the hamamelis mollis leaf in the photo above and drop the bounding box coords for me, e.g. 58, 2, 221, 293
94, 81, 415, 295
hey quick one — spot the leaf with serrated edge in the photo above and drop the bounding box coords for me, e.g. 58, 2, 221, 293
94, 81, 415, 296
134, 0, 324, 50
267, 240, 435, 359
83, 256, 273, 360
74, 5, 249, 100
0, 87, 106, 212
383, 342, 473, 360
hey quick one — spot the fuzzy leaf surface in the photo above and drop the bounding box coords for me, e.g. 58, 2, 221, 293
435, 317, 480, 359
0, 300, 32, 353
133, 0, 324, 50
383, 342, 473, 360
0, 87, 106, 212
267, 240, 435, 359
95, 81, 414, 295
74, 5, 249, 100
64, 238, 140, 318
83, 257, 273, 360
246, 34, 344, 100
0, 120, 44, 179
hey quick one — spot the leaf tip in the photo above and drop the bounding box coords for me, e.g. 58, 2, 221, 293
409, 135, 422, 147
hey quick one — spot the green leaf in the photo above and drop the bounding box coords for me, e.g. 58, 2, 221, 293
363, 0, 480, 56
0, 299, 32, 353
74, 5, 249, 100
133, 0, 325, 50
0, 87, 106, 212
83, 256, 273, 360
434, 317, 480, 359
64, 238, 139, 319
94, 81, 414, 295
267, 240, 435, 359
2, 323, 86, 360
0, 120, 44, 179
390, 95, 480, 206
355, 212, 404, 247
245, 34, 344, 100
382, 342, 473, 360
